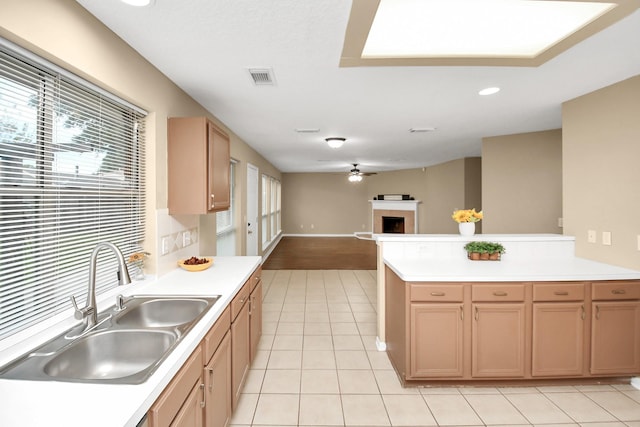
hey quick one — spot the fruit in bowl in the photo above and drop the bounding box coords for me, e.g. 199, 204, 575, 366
178, 256, 213, 272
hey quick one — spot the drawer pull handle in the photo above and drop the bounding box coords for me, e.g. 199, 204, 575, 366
460, 305, 464, 320
430, 292, 446, 297
581, 304, 585, 320
612, 289, 626, 295
493, 291, 508, 296
595, 305, 600, 320
554, 291, 569, 296
208, 367, 214, 391
474, 306, 479, 321
200, 383, 206, 408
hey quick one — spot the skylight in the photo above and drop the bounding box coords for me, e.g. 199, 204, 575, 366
340, 0, 637, 67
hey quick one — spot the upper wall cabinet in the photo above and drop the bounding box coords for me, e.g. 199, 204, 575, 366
168, 117, 230, 214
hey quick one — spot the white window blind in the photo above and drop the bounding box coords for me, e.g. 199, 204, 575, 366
0, 41, 146, 341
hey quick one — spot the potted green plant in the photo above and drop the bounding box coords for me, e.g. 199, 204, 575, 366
464, 241, 505, 261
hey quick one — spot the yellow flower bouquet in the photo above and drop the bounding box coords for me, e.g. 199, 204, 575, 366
452, 208, 483, 223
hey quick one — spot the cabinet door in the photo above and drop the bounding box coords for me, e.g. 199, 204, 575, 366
249, 280, 262, 362
472, 303, 526, 378
231, 300, 250, 410
591, 301, 640, 375
410, 303, 464, 378
204, 332, 232, 427
170, 380, 204, 427
207, 121, 230, 212
532, 303, 585, 377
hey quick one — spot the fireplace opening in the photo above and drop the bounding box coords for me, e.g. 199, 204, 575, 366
382, 216, 405, 234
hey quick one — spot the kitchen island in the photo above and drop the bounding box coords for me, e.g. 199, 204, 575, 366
0, 256, 261, 427
377, 234, 640, 386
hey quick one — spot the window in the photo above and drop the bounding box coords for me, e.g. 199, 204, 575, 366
216, 160, 236, 255
261, 173, 280, 249
0, 40, 146, 341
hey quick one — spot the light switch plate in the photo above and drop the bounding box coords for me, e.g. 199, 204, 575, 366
161, 236, 172, 255
602, 231, 612, 246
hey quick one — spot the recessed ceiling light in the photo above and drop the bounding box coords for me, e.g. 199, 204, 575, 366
121, 0, 154, 6
479, 87, 501, 96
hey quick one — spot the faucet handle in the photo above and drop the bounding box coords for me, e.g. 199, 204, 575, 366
70, 295, 94, 320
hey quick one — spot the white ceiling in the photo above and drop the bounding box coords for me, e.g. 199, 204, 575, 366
76, 0, 640, 174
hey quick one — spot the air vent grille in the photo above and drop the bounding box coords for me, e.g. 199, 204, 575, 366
248, 68, 275, 85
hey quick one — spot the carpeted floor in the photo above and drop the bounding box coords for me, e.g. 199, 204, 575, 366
262, 236, 377, 270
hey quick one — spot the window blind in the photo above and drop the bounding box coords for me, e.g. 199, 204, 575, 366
0, 42, 146, 340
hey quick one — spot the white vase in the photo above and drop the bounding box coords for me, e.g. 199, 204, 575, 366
459, 222, 475, 236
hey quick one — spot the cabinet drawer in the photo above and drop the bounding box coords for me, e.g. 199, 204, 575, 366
149, 346, 203, 427
249, 266, 263, 292
592, 281, 640, 301
533, 282, 585, 302
231, 282, 250, 321
410, 284, 464, 302
472, 283, 525, 302
204, 306, 231, 363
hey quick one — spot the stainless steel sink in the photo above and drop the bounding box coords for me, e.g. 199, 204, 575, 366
115, 297, 210, 328
44, 329, 177, 382
0, 295, 220, 384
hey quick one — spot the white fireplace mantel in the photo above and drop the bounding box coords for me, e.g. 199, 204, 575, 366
370, 200, 421, 234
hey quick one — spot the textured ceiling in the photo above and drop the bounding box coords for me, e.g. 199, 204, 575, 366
76, 0, 640, 174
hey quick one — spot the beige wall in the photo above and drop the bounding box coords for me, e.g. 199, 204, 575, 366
482, 129, 563, 234
281, 158, 481, 235
0, 0, 280, 271
563, 75, 640, 270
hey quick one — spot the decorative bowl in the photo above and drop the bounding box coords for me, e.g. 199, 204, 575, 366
177, 257, 213, 272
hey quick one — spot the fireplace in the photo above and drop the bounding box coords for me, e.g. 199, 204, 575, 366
382, 216, 405, 234
370, 200, 420, 234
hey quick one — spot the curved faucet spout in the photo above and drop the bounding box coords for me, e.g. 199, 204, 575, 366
71, 242, 132, 330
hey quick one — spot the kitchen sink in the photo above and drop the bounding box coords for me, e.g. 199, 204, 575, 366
44, 329, 177, 382
115, 297, 210, 328
0, 294, 220, 384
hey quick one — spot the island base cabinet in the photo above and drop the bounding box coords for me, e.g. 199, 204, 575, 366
410, 303, 464, 378
472, 304, 526, 378
591, 301, 640, 375
171, 381, 204, 427
532, 303, 585, 377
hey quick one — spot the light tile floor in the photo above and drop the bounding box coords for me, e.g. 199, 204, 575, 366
231, 269, 640, 427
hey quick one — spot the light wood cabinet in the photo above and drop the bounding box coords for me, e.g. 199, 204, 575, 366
410, 303, 464, 378
149, 347, 204, 427
231, 286, 250, 410
591, 281, 640, 375
532, 282, 586, 377
203, 306, 232, 427
472, 303, 526, 378
168, 117, 230, 214
591, 301, 640, 375
204, 332, 232, 427
249, 279, 262, 362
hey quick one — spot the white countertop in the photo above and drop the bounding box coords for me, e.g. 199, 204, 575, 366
385, 256, 640, 282
0, 256, 261, 427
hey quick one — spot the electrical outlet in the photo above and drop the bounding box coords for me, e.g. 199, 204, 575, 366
557, 217, 563, 227
161, 236, 171, 255
602, 231, 612, 246
311, 224, 314, 229
587, 230, 596, 243
300, 224, 304, 229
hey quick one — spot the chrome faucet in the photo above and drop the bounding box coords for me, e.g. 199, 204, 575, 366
70, 242, 132, 330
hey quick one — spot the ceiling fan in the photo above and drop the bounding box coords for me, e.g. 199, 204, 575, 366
348, 163, 376, 182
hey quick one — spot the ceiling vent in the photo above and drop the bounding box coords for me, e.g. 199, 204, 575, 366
248, 68, 275, 86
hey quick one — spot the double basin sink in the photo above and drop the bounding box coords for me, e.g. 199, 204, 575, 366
0, 295, 220, 384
